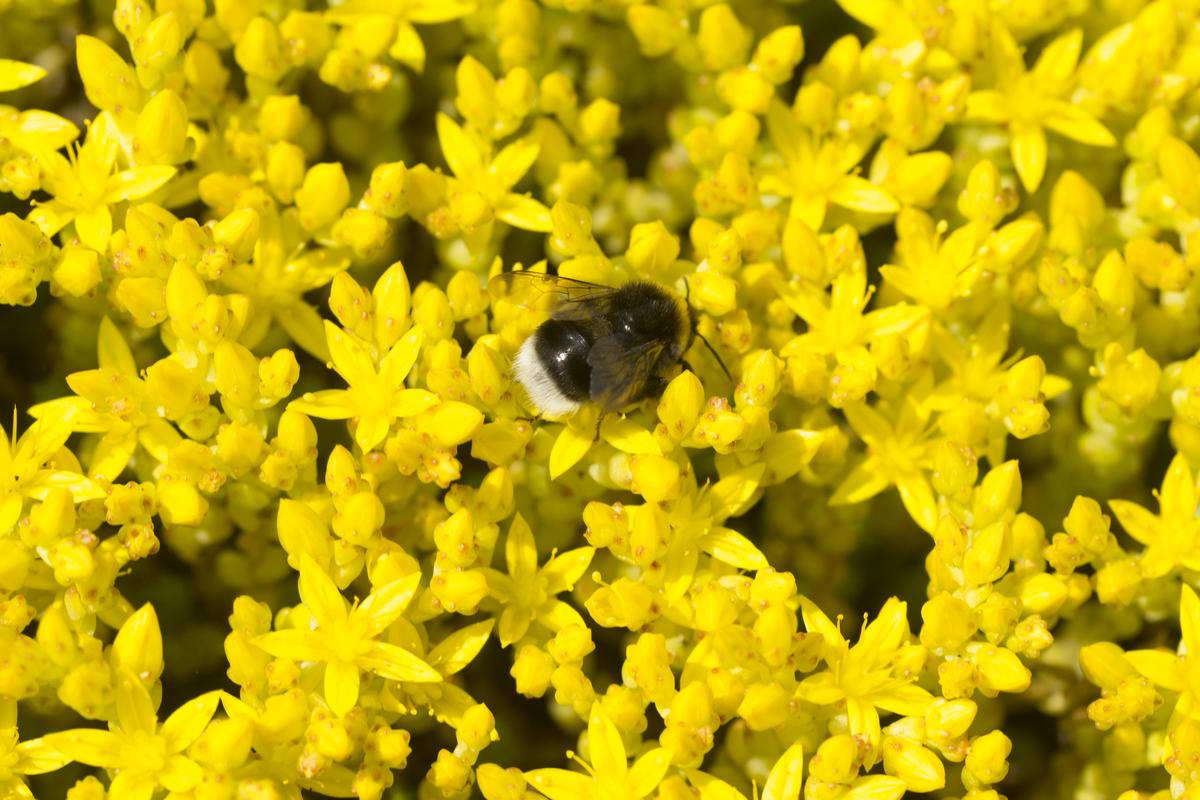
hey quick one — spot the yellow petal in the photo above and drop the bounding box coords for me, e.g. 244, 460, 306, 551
1182, 584, 1200, 655
105, 166, 177, 202
627, 747, 673, 797
0, 60, 46, 92
505, 512, 538, 580
599, 415, 661, 455
324, 658, 361, 718
253, 629, 326, 662
378, 324, 423, 386
288, 389, 358, 419
426, 619, 495, 675
549, 424, 594, 480
828, 176, 900, 214
354, 572, 421, 636
1041, 101, 1116, 147
762, 740, 804, 800
298, 551, 348, 630
407, 0, 476, 24
388, 21, 426, 71
697, 527, 768, 570
587, 703, 628, 787
360, 640, 443, 682
965, 90, 1011, 124
1010, 122, 1047, 192
491, 137, 540, 190
526, 768, 598, 800
73, 205, 112, 252
436, 112, 481, 178
115, 668, 159, 736
158, 690, 221, 754
685, 769, 750, 800
495, 193, 553, 232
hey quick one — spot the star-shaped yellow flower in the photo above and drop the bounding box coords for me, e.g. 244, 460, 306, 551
0, 724, 69, 800
526, 702, 673, 800
289, 320, 439, 453
0, 411, 104, 535
796, 596, 934, 760
1127, 584, 1200, 722
27, 114, 175, 251
481, 513, 594, 646
45, 671, 220, 800
829, 398, 937, 533
760, 98, 899, 232
1109, 452, 1200, 578
437, 112, 553, 252
253, 553, 442, 717
965, 26, 1115, 192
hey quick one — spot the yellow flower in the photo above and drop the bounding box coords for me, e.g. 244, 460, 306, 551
436, 112, 552, 250
684, 740, 804, 799
965, 26, 1115, 192
881, 209, 982, 310
761, 99, 899, 231
525, 702, 673, 800
0, 725, 69, 799
324, 0, 475, 73
1125, 584, 1200, 721
45, 671, 220, 799
27, 115, 175, 251
1108, 453, 1200, 578
288, 321, 438, 453
29, 316, 169, 481
0, 412, 102, 535
481, 513, 594, 646
253, 553, 442, 718
830, 399, 937, 533
219, 209, 352, 361
796, 596, 934, 762
777, 225, 928, 406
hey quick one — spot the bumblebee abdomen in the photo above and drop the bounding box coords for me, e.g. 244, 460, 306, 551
512, 319, 594, 418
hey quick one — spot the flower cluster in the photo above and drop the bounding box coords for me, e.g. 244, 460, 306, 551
0, 0, 1199, 798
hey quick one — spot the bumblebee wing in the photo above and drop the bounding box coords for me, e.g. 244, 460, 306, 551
488, 271, 616, 319
587, 336, 666, 413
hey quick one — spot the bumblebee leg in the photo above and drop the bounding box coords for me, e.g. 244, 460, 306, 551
681, 359, 694, 374
594, 412, 604, 442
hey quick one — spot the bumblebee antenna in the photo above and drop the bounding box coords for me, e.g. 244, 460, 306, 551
696, 332, 734, 383
683, 276, 733, 383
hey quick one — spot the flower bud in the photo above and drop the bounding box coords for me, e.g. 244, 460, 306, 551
920, 591, 977, 651
586, 576, 658, 629
752, 25, 803, 84
963, 730, 1011, 788
737, 682, 791, 730
294, 163, 351, 230
626, 220, 680, 276
932, 440, 977, 496
77, 35, 141, 117
234, 17, 289, 83
548, 624, 594, 666
882, 737, 945, 792
265, 142, 306, 204
456, 703, 496, 753
134, 89, 189, 164
258, 94, 308, 142
511, 644, 554, 697
578, 98, 621, 147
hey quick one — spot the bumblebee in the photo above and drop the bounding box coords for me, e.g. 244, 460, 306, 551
489, 270, 729, 418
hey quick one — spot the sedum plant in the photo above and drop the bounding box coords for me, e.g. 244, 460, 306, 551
0, 0, 1198, 799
